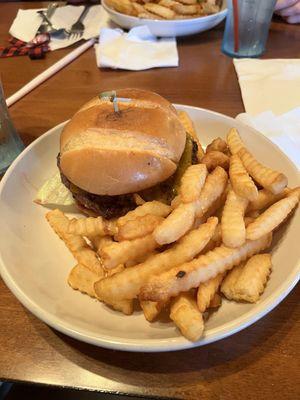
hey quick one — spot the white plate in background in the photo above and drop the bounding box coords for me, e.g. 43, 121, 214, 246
102, 0, 227, 37
0, 105, 299, 352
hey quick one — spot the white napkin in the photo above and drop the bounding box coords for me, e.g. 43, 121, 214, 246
234, 59, 300, 116
9, 5, 112, 51
95, 26, 178, 70
236, 109, 300, 170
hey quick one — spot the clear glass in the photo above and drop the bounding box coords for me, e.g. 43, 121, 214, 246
0, 82, 24, 175
222, 0, 277, 58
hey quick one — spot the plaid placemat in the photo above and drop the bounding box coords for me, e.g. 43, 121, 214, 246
0, 37, 49, 59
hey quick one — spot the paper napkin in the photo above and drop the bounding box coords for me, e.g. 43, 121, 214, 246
236, 108, 300, 170
234, 59, 300, 116
9, 5, 112, 51
95, 26, 178, 70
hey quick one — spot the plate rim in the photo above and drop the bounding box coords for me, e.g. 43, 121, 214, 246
0, 105, 299, 352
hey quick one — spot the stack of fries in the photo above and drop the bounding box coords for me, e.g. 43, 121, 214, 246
46, 113, 299, 342
106, 0, 222, 20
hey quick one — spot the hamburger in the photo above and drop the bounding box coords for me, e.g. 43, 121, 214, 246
39, 89, 199, 219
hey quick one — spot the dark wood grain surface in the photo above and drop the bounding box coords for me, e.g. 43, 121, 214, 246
0, 3, 299, 399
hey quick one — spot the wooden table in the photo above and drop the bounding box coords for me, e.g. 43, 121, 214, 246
1, 3, 299, 399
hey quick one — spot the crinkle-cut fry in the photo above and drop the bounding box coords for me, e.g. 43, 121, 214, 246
246, 189, 300, 240
117, 201, 171, 227
90, 235, 114, 254
194, 187, 228, 228
177, 110, 205, 160
247, 188, 290, 212
238, 147, 288, 194
220, 263, 245, 300
229, 154, 258, 201
200, 223, 222, 253
140, 233, 272, 302
144, 3, 176, 18
180, 164, 207, 203
173, 3, 200, 14
206, 137, 229, 155
194, 166, 228, 218
133, 193, 146, 205
100, 233, 158, 269
196, 272, 225, 313
94, 217, 218, 303
68, 264, 98, 298
46, 209, 104, 277
132, 1, 146, 15
140, 300, 165, 322
209, 293, 222, 309
221, 189, 248, 248
154, 202, 196, 245
170, 292, 204, 342
66, 216, 107, 237
171, 195, 181, 209
105, 264, 125, 277
116, 214, 163, 241
230, 254, 272, 302
227, 128, 245, 155
106, 0, 134, 15
201, 151, 230, 172
138, 11, 163, 19
159, 0, 180, 7
221, 254, 272, 303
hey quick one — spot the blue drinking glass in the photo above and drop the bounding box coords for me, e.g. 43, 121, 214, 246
222, 0, 277, 58
0, 82, 24, 175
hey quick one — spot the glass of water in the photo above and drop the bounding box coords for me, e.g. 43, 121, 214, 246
222, 0, 277, 58
0, 81, 24, 175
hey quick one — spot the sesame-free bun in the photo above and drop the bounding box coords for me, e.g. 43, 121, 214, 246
60, 89, 186, 196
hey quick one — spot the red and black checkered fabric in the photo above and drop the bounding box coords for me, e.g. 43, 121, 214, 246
0, 37, 49, 59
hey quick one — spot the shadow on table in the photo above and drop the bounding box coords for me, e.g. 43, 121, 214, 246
31, 287, 299, 390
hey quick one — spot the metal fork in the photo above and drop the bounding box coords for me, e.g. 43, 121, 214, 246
37, 10, 69, 39
68, 5, 90, 39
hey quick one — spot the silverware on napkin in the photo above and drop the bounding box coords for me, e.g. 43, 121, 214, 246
36, 3, 58, 34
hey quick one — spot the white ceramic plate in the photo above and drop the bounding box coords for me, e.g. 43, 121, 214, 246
0, 105, 299, 352
102, 0, 227, 37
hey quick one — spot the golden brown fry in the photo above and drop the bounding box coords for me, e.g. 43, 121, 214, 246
144, 3, 176, 18
116, 214, 163, 241
66, 216, 107, 237
140, 300, 165, 322
100, 233, 158, 269
159, 0, 180, 7
153, 202, 196, 245
221, 189, 248, 248
140, 233, 272, 302
173, 3, 199, 14
90, 235, 113, 254
196, 272, 225, 313
194, 166, 228, 218
171, 195, 182, 209
221, 254, 272, 303
247, 188, 290, 212
238, 147, 288, 194
170, 292, 204, 341
206, 137, 229, 155
227, 128, 245, 155
46, 209, 104, 277
201, 151, 230, 172
132, 1, 146, 15
209, 293, 222, 309
94, 217, 218, 303
246, 210, 260, 219
138, 11, 163, 19
229, 154, 258, 201
177, 110, 205, 160
246, 189, 300, 240
117, 201, 171, 227
177, 0, 197, 4
68, 264, 98, 298
133, 193, 146, 205
180, 164, 207, 203
106, 0, 135, 15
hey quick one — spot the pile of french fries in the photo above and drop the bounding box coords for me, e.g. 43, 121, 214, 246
106, 0, 222, 20
46, 112, 299, 342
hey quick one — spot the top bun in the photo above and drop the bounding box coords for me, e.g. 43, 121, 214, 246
60, 89, 186, 196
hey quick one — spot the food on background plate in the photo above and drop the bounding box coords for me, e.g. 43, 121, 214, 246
105, 0, 222, 20
41, 91, 299, 342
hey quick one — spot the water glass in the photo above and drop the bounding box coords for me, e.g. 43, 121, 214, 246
0, 82, 24, 175
222, 0, 277, 58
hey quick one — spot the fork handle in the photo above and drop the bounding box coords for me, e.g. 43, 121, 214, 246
77, 5, 90, 22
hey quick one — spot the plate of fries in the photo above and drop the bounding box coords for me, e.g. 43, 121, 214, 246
102, 0, 227, 37
0, 105, 299, 352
